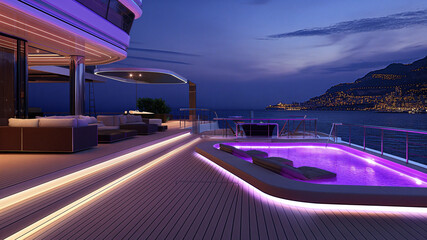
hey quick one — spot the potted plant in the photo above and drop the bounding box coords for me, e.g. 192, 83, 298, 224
137, 97, 171, 122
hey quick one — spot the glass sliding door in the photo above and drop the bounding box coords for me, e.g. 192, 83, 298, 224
0, 33, 28, 126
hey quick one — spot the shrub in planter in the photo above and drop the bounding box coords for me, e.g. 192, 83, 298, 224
137, 98, 171, 122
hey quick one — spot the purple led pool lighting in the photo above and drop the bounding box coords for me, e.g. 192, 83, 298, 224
194, 152, 427, 214
215, 142, 427, 188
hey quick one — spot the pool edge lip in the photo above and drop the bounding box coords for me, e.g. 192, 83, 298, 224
196, 141, 427, 207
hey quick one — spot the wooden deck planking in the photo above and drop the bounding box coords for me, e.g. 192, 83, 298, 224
32, 137, 200, 240
3, 139, 427, 239
33, 150, 184, 239
268, 198, 296, 239
139, 159, 222, 239
0, 133, 194, 238
106, 149, 213, 239
50, 158, 183, 240
316, 210, 355, 240
84, 150, 201, 239
170, 162, 223, 239
391, 212, 427, 237
348, 211, 391, 240
328, 211, 361, 240
179, 169, 230, 239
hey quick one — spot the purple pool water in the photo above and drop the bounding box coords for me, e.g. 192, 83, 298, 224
219, 143, 427, 187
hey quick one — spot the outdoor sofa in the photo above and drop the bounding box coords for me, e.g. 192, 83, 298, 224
97, 115, 158, 135
0, 117, 98, 152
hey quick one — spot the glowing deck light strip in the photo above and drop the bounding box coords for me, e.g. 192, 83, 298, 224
0, 13, 112, 58
6, 138, 200, 240
195, 153, 427, 214
0, 132, 191, 212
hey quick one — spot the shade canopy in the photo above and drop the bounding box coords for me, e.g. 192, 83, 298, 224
29, 66, 106, 83
94, 68, 187, 84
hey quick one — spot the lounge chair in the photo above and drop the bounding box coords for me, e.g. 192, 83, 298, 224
252, 156, 336, 180
219, 144, 268, 158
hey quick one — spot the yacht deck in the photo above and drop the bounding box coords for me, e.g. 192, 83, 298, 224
0, 126, 426, 239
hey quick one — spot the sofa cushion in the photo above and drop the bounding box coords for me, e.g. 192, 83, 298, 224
126, 115, 142, 123
79, 115, 98, 124
119, 115, 127, 124
77, 119, 90, 127
39, 118, 77, 128
148, 119, 162, 126
98, 126, 120, 130
97, 115, 119, 126
89, 122, 105, 127
9, 118, 39, 127
43, 115, 78, 119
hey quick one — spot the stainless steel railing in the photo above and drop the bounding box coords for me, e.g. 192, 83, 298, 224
178, 108, 219, 133
212, 118, 318, 138
331, 123, 427, 164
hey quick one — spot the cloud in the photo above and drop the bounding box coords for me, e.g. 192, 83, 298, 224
128, 47, 200, 57
247, 0, 270, 4
268, 9, 427, 38
126, 56, 191, 65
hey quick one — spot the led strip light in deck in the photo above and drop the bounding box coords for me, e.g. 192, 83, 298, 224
0, 132, 191, 212
195, 153, 427, 214
6, 138, 201, 239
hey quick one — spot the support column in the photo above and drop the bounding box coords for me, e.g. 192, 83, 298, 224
15, 39, 28, 118
70, 55, 85, 115
188, 81, 197, 133
188, 81, 196, 121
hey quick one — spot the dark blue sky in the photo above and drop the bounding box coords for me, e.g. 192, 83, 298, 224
30, 0, 427, 112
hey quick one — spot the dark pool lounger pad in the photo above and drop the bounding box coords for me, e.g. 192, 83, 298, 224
253, 155, 336, 180
219, 144, 268, 158
252, 156, 294, 174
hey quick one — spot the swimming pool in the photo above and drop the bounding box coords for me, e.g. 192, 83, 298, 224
217, 142, 427, 188
197, 141, 427, 207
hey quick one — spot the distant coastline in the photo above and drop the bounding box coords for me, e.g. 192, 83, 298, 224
267, 56, 427, 114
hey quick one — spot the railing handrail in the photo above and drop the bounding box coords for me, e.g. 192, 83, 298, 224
332, 122, 427, 164
214, 118, 318, 121
179, 108, 218, 119
336, 123, 427, 135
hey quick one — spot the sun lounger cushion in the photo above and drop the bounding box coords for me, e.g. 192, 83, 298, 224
245, 150, 268, 158
280, 164, 308, 180
266, 157, 294, 166
219, 144, 236, 154
298, 166, 337, 180
252, 156, 294, 174
280, 164, 337, 180
219, 144, 268, 158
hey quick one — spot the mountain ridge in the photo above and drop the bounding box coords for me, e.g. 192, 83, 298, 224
267, 56, 427, 112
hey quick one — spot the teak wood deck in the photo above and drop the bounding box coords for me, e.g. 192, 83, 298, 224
0, 133, 426, 239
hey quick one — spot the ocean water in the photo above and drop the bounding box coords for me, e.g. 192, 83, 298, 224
211, 110, 427, 165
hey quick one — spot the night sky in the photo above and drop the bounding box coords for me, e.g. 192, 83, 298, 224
30, 0, 427, 113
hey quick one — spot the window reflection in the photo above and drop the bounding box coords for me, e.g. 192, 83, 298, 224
76, 0, 135, 34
